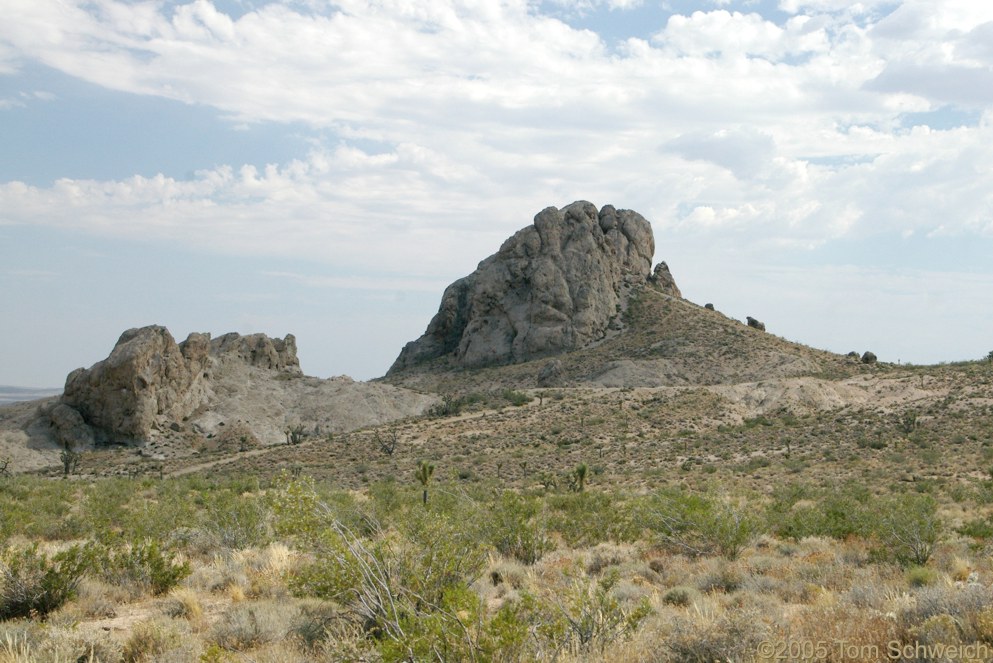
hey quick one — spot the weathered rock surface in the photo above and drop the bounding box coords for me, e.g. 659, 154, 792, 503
390, 201, 677, 372
649, 262, 682, 299
47, 325, 434, 450
61, 326, 216, 444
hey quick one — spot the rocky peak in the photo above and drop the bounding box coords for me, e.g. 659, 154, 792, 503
389, 201, 678, 372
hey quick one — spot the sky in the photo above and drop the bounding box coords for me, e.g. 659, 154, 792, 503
2, 0, 993, 388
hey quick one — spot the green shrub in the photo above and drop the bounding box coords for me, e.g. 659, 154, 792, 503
770, 482, 871, 541
96, 540, 191, 596
662, 586, 698, 607
274, 478, 490, 656
906, 566, 939, 588
639, 489, 763, 559
483, 492, 553, 565
0, 544, 93, 619
957, 516, 993, 540
501, 389, 531, 407
547, 492, 639, 547
866, 494, 941, 566
201, 490, 271, 549
537, 570, 652, 656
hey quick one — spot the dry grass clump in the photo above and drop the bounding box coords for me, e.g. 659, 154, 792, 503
208, 599, 300, 652
121, 615, 195, 662
779, 603, 901, 663
60, 578, 126, 620
652, 600, 769, 663
0, 618, 121, 663
159, 587, 204, 625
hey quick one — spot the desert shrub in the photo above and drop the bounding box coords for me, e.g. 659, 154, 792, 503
957, 515, 993, 540
0, 544, 93, 619
867, 494, 942, 566
784, 604, 901, 663
533, 570, 652, 657
483, 492, 553, 565
639, 489, 763, 559
771, 482, 871, 541
428, 393, 467, 418
905, 614, 963, 655
160, 588, 204, 622
547, 492, 639, 546
201, 489, 272, 549
273, 478, 492, 658
696, 563, 744, 594
95, 540, 190, 597
81, 478, 208, 545
899, 584, 993, 633
665, 607, 766, 663
0, 478, 83, 541
906, 566, 940, 588
662, 586, 698, 607
501, 389, 531, 407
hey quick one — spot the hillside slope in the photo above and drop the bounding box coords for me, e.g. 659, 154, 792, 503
385, 283, 866, 393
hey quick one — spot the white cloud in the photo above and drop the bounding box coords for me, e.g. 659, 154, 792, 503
663, 126, 776, 179
0, 1, 992, 304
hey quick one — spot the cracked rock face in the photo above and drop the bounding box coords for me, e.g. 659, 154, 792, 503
59, 326, 300, 444
390, 201, 671, 372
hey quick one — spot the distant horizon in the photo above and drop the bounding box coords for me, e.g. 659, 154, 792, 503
4, 1, 993, 387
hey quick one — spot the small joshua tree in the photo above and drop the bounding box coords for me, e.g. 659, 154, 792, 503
415, 460, 435, 505
286, 425, 305, 445
570, 463, 589, 492
60, 446, 81, 477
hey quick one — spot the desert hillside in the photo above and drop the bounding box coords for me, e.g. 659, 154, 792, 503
2, 202, 992, 662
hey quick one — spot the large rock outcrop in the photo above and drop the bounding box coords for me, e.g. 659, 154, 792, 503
390, 201, 676, 372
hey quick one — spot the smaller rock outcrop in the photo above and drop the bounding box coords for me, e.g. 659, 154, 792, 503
746, 316, 766, 332
57, 326, 300, 445
649, 262, 682, 298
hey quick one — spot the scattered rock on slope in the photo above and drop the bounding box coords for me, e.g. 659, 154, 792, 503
389, 201, 679, 372
746, 316, 766, 332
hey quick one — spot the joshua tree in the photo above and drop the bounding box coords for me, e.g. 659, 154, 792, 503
60, 446, 81, 477
987, 350, 993, 364
286, 425, 306, 445
415, 460, 435, 505
570, 463, 589, 492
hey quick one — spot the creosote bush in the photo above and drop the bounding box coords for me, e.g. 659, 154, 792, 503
483, 492, 552, 565
95, 540, 191, 597
0, 544, 93, 619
